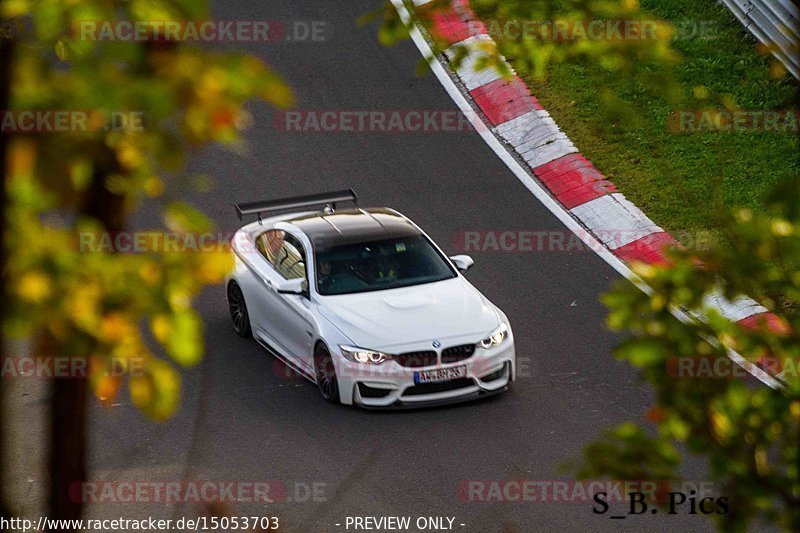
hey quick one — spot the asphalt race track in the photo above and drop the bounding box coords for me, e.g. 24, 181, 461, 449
88, 1, 713, 531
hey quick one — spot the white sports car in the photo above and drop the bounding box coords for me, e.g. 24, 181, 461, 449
227, 190, 515, 408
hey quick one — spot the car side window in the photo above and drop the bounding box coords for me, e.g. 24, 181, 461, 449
256, 230, 307, 280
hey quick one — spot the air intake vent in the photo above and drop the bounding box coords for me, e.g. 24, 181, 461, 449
395, 351, 438, 368
441, 344, 476, 363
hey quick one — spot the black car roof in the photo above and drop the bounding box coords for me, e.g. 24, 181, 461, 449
287, 208, 421, 251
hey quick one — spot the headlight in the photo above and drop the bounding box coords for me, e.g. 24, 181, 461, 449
339, 345, 393, 365
478, 323, 508, 349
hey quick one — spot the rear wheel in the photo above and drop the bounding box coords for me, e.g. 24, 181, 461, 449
227, 282, 251, 338
314, 343, 340, 403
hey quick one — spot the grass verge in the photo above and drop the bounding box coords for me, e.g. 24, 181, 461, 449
497, 0, 799, 242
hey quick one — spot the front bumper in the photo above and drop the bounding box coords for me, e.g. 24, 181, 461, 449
335, 336, 515, 409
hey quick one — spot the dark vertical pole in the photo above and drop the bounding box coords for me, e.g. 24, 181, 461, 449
0, 29, 15, 522
48, 148, 125, 529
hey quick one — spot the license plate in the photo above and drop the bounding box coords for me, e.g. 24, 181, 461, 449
414, 365, 466, 384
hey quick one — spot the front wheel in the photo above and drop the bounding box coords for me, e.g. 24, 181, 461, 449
314, 343, 340, 404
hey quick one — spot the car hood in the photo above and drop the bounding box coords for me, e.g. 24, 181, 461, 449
318, 277, 500, 350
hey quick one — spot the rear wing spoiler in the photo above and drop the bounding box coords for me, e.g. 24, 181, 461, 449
235, 189, 358, 221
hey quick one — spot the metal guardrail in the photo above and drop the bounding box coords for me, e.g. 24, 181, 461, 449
720, 0, 799, 79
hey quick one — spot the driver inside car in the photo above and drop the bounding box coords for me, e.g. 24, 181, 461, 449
317, 259, 334, 292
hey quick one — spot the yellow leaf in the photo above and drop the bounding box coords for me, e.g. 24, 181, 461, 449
130, 360, 180, 421
261, 79, 295, 109
100, 313, 134, 343
8, 139, 36, 180
770, 219, 793, 237
692, 86, 709, 100
139, 262, 161, 285
130, 374, 154, 411
94, 375, 122, 406
167, 310, 202, 366
151, 315, 173, 344
197, 250, 234, 284
143, 176, 165, 198
17, 272, 52, 302
754, 446, 768, 476
621, 0, 639, 12
68, 287, 100, 331
711, 411, 732, 443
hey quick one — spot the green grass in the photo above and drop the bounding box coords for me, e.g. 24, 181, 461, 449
504, 0, 798, 241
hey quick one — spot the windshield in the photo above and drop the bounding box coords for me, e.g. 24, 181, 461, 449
315, 234, 456, 295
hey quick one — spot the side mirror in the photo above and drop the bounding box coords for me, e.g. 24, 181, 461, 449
276, 277, 307, 295
449, 254, 474, 273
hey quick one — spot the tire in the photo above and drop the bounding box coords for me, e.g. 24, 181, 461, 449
314, 343, 340, 404
227, 281, 252, 338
